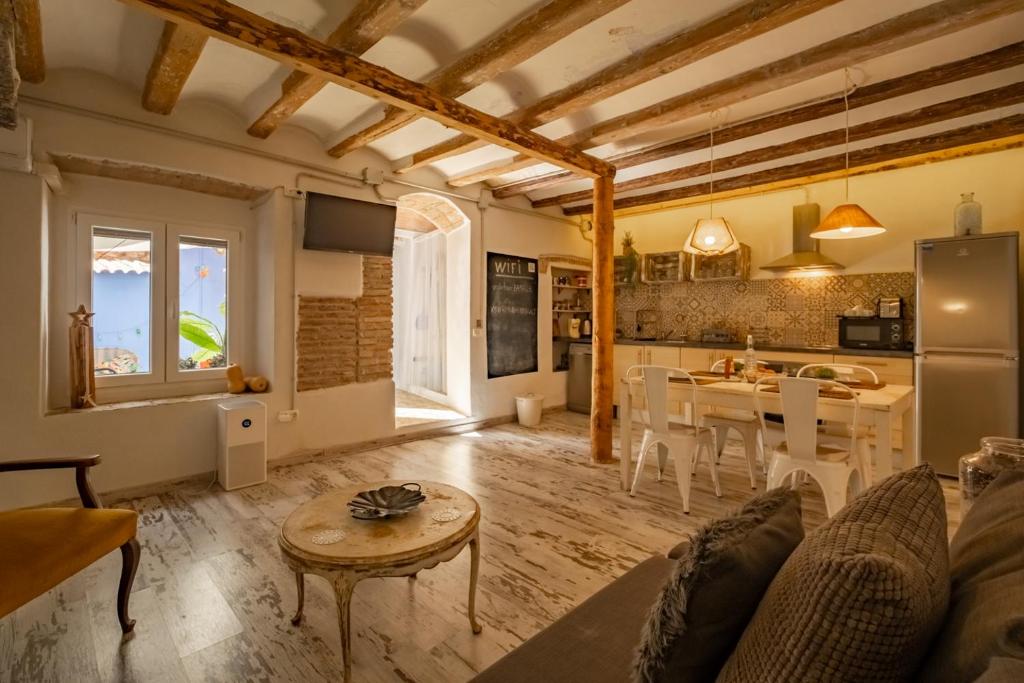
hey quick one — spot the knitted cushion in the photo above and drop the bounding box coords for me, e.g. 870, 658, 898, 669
633, 488, 804, 683
916, 470, 1024, 681
717, 464, 950, 683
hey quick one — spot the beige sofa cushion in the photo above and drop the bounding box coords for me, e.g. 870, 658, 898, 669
717, 464, 949, 682
916, 470, 1024, 682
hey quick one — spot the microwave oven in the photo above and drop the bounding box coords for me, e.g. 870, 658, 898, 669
838, 316, 905, 350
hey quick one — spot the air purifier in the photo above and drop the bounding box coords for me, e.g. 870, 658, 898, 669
217, 399, 267, 490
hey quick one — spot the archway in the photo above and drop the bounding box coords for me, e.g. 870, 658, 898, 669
392, 193, 471, 428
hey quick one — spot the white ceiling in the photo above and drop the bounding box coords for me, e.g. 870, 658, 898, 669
28, 0, 1024, 208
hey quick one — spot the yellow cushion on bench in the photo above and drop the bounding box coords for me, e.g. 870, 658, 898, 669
0, 507, 138, 617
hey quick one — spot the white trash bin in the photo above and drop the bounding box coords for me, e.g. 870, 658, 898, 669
515, 394, 544, 427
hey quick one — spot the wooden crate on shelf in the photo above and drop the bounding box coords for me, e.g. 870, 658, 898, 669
614, 254, 640, 286
642, 251, 688, 284
689, 243, 750, 281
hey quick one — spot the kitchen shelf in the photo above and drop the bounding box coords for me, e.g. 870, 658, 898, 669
642, 250, 688, 284
690, 243, 751, 281
551, 265, 593, 371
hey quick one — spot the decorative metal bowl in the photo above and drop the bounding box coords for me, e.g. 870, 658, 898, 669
347, 483, 426, 520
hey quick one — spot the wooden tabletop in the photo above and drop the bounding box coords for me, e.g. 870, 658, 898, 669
279, 480, 479, 568
623, 376, 914, 411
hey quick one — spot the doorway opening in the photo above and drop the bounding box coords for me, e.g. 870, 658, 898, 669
392, 193, 471, 429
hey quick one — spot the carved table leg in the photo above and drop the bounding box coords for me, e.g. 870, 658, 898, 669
333, 575, 357, 683
291, 572, 305, 625
468, 533, 482, 634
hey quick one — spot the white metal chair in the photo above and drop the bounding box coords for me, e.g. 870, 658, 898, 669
699, 358, 765, 489
796, 363, 877, 486
753, 376, 865, 518
796, 363, 879, 384
626, 365, 720, 513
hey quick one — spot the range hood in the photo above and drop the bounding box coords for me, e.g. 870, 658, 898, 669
760, 203, 843, 272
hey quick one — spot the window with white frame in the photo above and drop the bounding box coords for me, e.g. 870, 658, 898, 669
76, 213, 241, 393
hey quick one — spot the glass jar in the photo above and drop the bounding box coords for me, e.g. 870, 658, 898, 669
954, 192, 982, 236
959, 436, 1024, 514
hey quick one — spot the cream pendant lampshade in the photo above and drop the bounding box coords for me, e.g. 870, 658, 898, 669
812, 69, 885, 240
684, 115, 739, 255
684, 217, 739, 255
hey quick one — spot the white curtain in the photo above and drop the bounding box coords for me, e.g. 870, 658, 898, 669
392, 231, 447, 394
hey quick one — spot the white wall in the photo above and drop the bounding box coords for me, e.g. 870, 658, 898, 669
445, 223, 473, 417
615, 147, 1024, 276
0, 78, 587, 508
473, 207, 590, 417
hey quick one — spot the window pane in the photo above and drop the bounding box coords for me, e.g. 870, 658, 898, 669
178, 236, 228, 371
92, 228, 151, 375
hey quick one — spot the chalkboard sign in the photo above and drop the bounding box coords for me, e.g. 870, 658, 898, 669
487, 252, 538, 378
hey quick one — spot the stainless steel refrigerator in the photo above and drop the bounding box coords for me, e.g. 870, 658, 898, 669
915, 232, 1020, 476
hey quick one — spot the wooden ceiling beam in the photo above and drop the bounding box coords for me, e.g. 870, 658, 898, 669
537, 82, 1024, 208
142, 22, 208, 114
51, 154, 267, 200
611, 133, 1024, 219
392, 0, 842, 174
563, 114, 1024, 215
246, 0, 427, 139
495, 41, 1024, 198
455, 0, 1022, 186
119, 0, 615, 179
13, 0, 45, 83
326, 0, 630, 158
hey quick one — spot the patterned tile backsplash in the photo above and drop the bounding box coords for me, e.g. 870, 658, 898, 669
615, 272, 916, 347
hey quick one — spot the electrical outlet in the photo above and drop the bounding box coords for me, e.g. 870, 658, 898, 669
277, 410, 299, 422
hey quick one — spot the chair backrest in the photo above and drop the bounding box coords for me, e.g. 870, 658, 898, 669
710, 357, 768, 373
753, 376, 860, 462
625, 365, 698, 433
796, 363, 879, 384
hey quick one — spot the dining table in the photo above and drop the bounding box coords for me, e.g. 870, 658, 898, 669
618, 375, 917, 491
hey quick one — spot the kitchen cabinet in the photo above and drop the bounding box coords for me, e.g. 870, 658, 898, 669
832, 355, 913, 386
833, 354, 913, 449
680, 347, 715, 372
644, 346, 681, 367
644, 347, 683, 414
613, 345, 644, 407
757, 350, 829, 367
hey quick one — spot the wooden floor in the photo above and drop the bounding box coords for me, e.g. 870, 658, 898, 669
394, 390, 464, 429
0, 411, 960, 683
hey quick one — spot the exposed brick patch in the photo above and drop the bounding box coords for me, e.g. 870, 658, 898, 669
296, 256, 393, 391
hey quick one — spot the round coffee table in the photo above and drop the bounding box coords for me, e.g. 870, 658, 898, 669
279, 480, 481, 682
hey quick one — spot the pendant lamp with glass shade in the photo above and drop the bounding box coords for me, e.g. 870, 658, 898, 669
683, 116, 739, 255
811, 69, 886, 240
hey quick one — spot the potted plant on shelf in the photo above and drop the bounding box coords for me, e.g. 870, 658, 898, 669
619, 232, 640, 284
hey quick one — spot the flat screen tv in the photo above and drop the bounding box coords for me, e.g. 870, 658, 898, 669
302, 191, 397, 256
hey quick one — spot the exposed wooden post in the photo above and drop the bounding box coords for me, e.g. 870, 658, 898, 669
590, 175, 616, 464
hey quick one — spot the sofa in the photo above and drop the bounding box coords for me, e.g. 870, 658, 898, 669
472, 467, 1024, 683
